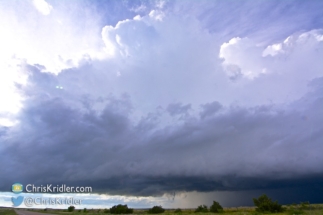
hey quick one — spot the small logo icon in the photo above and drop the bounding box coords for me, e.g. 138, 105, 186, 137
12, 196, 24, 207
12, 183, 23, 194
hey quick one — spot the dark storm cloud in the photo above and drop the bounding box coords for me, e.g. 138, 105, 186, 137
0, 64, 322, 198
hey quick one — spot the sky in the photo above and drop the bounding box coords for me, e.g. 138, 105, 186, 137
0, 0, 323, 209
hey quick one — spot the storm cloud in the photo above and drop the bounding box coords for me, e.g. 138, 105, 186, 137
0, 0, 323, 207
1, 62, 322, 196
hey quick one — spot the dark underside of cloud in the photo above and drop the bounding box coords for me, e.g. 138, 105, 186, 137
0, 65, 323, 203
47, 175, 323, 198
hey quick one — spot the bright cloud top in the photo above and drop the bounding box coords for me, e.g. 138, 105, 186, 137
33, 0, 53, 15
220, 29, 323, 81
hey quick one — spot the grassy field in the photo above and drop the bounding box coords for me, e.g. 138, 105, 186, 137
24, 204, 323, 215
0, 208, 17, 215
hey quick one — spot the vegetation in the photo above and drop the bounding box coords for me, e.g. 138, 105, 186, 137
68, 206, 76, 212
0, 209, 16, 215
174, 208, 182, 213
285, 201, 312, 215
6, 198, 323, 215
195, 205, 208, 213
210, 201, 223, 213
148, 206, 166, 214
253, 194, 284, 213
286, 208, 304, 215
300, 202, 310, 210
110, 204, 133, 214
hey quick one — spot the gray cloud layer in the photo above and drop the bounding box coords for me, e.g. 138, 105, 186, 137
1, 64, 322, 196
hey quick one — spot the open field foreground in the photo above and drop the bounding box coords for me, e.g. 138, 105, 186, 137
1, 205, 322, 215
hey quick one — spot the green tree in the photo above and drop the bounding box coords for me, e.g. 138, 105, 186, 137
195, 205, 208, 213
253, 194, 284, 213
110, 204, 133, 214
148, 206, 165, 214
210, 201, 223, 213
174, 208, 182, 213
68, 206, 75, 212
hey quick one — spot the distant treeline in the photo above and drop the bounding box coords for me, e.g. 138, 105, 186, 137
65, 194, 315, 214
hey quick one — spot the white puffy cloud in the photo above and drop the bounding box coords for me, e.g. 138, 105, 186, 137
262, 43, 284, 56
100, 12, 223, 114
149, 10, 165, 21
263, 29, 323, 57
218, 29, 323, 105
219, 29, 323, 79
219, 37, 267, 79
220, 29, 323, 79
32, 0, 53, 15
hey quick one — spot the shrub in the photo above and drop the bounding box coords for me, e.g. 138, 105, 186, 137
84, 208, 87, 213
210, 201, 223, 213
253, 194, 284, 213
104, 208, 110, 213
110, 204, 133, 214
300, 202, 310, 210
68, 206, 75, 212
174, 208, 182, 213
195, 205, 208, 213
148, 206, 165, 214
287, 209, 304, 215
